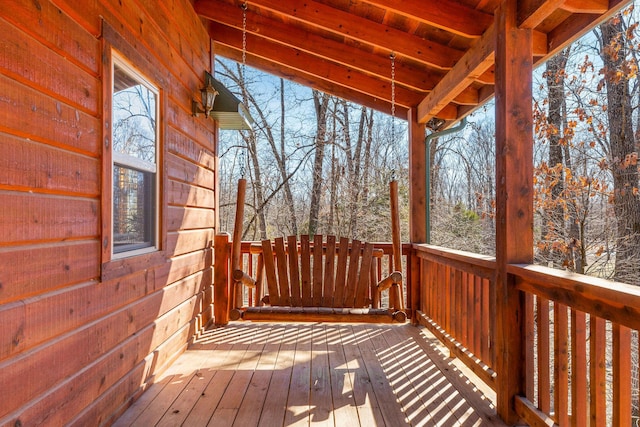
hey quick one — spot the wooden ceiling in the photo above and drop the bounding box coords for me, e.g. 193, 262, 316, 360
194, 0, 629, 129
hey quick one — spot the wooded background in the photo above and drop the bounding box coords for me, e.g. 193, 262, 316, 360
217, 3, 640, 287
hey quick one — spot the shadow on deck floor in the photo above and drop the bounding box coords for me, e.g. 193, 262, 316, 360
114, 322, 507, 426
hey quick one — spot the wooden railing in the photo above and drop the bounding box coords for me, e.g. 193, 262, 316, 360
412, 243, 640, 426
413, 245, 497, 389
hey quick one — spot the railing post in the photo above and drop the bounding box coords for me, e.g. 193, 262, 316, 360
214, 233, 231, 326
494, 0, 534, 423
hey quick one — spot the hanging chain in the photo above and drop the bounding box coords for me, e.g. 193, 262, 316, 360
241, 2, 248, 77
390, 52, 396, 181
240, 1, 248, 179
390, 52, 396, 119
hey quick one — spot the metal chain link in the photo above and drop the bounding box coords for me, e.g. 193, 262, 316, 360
240, 2, 248, 179
242, 2, 248, 75
390, 52, 396, 182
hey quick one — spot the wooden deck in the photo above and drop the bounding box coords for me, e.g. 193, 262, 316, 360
113, 323, 506, 426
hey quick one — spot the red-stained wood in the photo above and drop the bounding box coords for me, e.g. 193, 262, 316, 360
537, 297, 550, 414
354, 243, 374, 307
524, 293, 534, 401
197, 0, 443, 93
274, 237, 291, 306
287, 235, 301, 306
312, 234, 324, 307
167, 206, 216, 231
3, 0, 100, 75
214, 234, 231, 326
612, 323, 632, 426
166, 152, 215, 189
343, 240, 362, 307
554, 303, 569, 426
211, 26, 424, 108
323, 235, 336, 307
570, 309, 587, 427
589, 316, 606, 427
232, 0, 463, 70
300, 235, 313, 306
472, 276, 481, 356
408, 108, 427, 244
255, 254, 265, 306
333, 237, 349, 308
213, 44, 409, 118
261, 239, 280, 306
231, 179, 247, 308
167, 229, 215, 257
493, 0, 533, 422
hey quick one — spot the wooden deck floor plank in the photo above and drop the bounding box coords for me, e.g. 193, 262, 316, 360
182, 345, 241, 425
257, 324, 298, 427
233, 325, 286, 427
352, 324, 409, 426
404, 326, 505, 425
309, 324, 334, 426
337, 325, 386, 426
190, 327, 261, 426
378, 325, 459, 425
209, 326, 269, 426
284, 324, 313, 426
325, 325, 361, 427
111, 374, 178, 427
115, 323, 506, 427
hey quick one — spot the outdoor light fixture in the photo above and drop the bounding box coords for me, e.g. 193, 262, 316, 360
192, 72, 218, 118
191, 71, 254, 130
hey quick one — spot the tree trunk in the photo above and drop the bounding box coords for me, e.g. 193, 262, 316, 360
600, 18, 640, 286
308, 90, 330, 235
280, 79, 298, 236
543, 48, 569, 267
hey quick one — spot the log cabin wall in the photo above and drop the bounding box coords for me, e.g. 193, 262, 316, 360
0, 0, 217, 425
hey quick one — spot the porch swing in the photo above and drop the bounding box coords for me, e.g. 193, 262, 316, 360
224, 6, 405, 323
228, 176, 406, 323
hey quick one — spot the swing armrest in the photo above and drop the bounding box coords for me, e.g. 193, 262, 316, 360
233, 269, 257, 288
377, 271, 402, 291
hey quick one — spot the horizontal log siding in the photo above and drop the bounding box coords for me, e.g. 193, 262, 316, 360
0, 0, 215, 425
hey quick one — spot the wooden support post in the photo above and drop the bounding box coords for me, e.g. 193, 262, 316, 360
408, 107, 425, 322
389, 180, 404, 310
214, 233, 231, 326
494, 0, 534, 423
408, 108, 426, 244
232, 178, 247, 309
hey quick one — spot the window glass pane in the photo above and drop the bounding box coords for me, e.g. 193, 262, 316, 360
113, 63, 156, 163
113, 166, 155, 253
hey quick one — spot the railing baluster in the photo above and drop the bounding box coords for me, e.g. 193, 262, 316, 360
473, 276, 481, 357
570, 309, 587, 426
554, 302, 569, 426
613, 323, 632, 426
537, 297, 550, 414
524, 293, 534, 401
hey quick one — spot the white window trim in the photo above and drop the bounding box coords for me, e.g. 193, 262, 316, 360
111, 51, 160, 259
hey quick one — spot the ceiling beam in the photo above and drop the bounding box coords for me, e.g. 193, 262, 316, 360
238, 0, 464, 70
417, 24, 496, 123
358, 0, 493, 38
543, 0, 629, 57
210, 24, 424, 107
196, 0, 444, 92
214, 44, 409, 118
518, 0, 609, 29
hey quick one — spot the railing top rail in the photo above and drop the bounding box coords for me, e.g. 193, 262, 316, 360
412, 243, 496, 278
510, 263, 640, 331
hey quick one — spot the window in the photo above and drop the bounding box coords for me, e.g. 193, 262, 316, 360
111, 54, 159, 257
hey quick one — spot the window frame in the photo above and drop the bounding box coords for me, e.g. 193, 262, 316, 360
110, 53, 160, 259
101, 21, 167, 279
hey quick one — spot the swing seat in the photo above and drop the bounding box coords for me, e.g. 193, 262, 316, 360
230, 234, 406, 323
